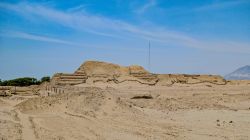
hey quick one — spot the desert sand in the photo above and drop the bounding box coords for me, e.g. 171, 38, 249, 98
1, 61, 250, 140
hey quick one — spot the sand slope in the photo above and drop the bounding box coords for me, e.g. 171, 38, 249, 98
1, 83, 250, 140
1, 61, 249, 139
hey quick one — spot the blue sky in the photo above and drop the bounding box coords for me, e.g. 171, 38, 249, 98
0, 0, 250, 80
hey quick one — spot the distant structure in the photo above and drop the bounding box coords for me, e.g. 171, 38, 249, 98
50, 60, 227, 86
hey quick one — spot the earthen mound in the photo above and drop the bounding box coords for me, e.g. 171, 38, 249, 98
51, 60, 226, 86
15, 87, 137, 118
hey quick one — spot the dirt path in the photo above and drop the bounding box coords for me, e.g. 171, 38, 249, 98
16, 110, 37, 140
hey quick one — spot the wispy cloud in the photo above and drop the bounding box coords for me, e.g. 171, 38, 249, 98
0, 30, 147, 52
194, 0, 249, 11
67, 4, 90, 12
0, 2, 249, 54
0, 31, 77, 45
158, 0, 249, 16
0, 2, 195, 43
134, 0, 156, 14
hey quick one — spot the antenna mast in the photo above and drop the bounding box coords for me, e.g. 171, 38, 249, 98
148, 41, 151, 72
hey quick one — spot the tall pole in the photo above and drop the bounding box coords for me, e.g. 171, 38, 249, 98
148, 41, 151, 72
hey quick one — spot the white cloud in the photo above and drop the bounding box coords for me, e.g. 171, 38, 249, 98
0, 31, 77, 45
0, 2, 249, 54
67, 4, 89, 12
134, 0, 156, 14
194, 0, 249, 11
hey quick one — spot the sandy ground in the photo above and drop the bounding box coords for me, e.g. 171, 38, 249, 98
0, 83, 250, 140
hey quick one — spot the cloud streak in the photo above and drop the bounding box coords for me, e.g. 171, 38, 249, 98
134, 0, 156, 14
194, 0, 249, 11
0, 2, 196, 44
0, 2, 249, 54
0, 31, 79, 46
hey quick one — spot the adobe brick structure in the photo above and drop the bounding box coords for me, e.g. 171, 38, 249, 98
51, 61, 227, 86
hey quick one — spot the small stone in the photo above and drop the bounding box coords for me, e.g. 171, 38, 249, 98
229, 121, 233, 123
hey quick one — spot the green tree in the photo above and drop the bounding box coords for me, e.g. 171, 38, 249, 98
41, 76, 50, 83
1, 77, 39, 86
0, 80, 8, 86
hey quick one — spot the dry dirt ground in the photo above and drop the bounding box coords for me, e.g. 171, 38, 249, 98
1, 83, 250, 140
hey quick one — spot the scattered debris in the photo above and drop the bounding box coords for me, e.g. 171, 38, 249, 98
0, 90, 12, 97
